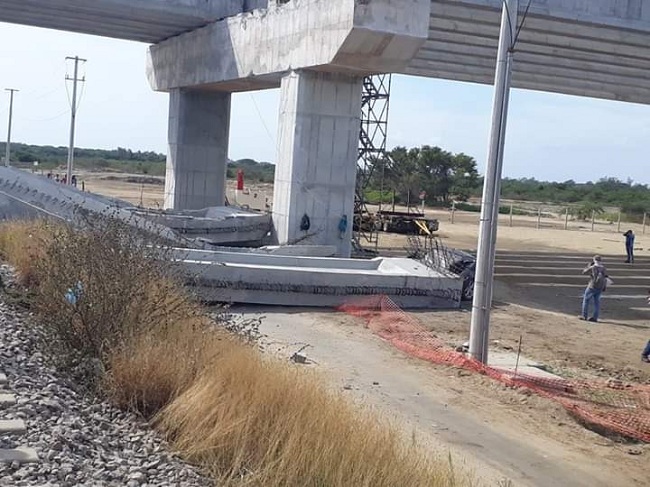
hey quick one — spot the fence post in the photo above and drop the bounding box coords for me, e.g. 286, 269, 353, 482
509, 203, 513, 227
536, 206, 541, 229
591, 209, 595, 232
617, 209, 621, 233
643, 211, 648, 234
564, 207, 569, 230
451, 201, 456, 224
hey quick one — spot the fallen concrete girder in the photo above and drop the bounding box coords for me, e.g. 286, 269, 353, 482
0, 167, 461, 309
0, 167, 271, 248
173, 248, 463, 309
129, 207, 272, 248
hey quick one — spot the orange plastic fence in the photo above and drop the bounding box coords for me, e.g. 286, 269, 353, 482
339, 295, 650, 443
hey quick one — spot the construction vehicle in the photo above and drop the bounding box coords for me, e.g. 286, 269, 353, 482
375, 209, 439, 235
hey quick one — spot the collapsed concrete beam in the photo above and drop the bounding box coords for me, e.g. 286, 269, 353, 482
0, 167, 271, 248
147, 0, 432, 92
174, 247, 463, 309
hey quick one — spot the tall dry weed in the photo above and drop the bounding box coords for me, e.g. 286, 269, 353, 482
104, 317, 225, 418
0, 220, 53, 286
157, 345, 462, 487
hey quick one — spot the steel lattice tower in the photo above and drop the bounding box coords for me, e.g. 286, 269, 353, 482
354, 74, 392, 249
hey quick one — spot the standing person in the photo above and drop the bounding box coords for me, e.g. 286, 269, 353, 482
624, 230, 635, 263
580, 255, 609, 323
642, 290, 650, 363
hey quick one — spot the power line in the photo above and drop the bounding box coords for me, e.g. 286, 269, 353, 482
65, 55, 86, 185
4, 88, 19, 167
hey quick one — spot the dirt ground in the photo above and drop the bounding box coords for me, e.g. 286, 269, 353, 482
84, 173, 649, 485
376, 216, 650, 384
247, 308, 647, 487
77, 171, 272, 211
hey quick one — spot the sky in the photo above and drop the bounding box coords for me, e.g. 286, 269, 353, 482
0, 22, 649, 184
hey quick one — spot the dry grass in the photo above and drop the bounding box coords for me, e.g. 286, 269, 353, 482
156, 342, 462, 487
0, 220, 53, 286
104, 316, 222, 418
0, 219, 468, 486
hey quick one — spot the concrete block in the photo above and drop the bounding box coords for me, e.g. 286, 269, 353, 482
0, 447, 39, 464
147, 0, 431, 91
0, 419, 26, 435
0, 394, 16, 407
0, 374, 6, 385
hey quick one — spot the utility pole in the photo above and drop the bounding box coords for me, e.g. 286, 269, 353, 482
65, 56, 86, 185
469, 0, 519, 364
4, 88, 18, 167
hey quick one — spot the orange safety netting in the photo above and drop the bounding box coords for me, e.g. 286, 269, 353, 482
338, 295, 650, 443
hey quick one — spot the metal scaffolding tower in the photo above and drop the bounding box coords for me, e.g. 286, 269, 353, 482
354, 73, 392, 250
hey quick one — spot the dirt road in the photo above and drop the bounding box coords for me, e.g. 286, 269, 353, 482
246, 308, 646, 487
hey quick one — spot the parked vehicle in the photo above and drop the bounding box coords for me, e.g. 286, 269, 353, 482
376, 210, 439, 235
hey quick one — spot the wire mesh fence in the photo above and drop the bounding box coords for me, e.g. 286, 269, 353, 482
339, 295, 650, 443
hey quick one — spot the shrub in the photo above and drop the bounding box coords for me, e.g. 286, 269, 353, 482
28, 217, 193, 385
363, 189, 399, 205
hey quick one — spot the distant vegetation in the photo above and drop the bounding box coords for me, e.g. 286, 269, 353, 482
0, 143, 276, 183
1, 142, 167, 176
226, 158, 275, 184
362, 145, 650, 221
5, 142, 650, 219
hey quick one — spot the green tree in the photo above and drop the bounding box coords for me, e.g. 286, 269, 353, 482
374, 146, 479, 204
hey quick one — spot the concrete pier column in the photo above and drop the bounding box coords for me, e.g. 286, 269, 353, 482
164, 89, 231, 210
272, 70, 362, 257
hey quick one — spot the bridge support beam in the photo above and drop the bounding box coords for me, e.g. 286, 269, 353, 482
272, 70, 362, 257
164, 89, 230, 210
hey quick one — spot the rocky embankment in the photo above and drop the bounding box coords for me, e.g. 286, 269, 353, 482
0, 265, 212, 487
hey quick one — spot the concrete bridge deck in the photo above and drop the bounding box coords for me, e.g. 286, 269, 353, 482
1, 1, 648, 103
0, 0, 266, 43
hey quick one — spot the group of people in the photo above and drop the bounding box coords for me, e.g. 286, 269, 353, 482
46, 172, 83, 190
579, 229, 649, 363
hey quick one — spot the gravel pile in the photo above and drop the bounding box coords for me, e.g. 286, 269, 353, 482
0, 265, 212, 486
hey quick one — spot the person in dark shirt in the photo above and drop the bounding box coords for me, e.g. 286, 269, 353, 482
624, 230, 635, 263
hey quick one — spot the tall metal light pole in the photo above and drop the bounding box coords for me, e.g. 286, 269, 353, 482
469, 0, 519, 364
4, 88, 19, 167
66, 56, 86, 185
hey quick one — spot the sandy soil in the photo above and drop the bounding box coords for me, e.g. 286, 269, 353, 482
245, 308, 647, 487
77, 171, 273, 211
84, 173, 649, 484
